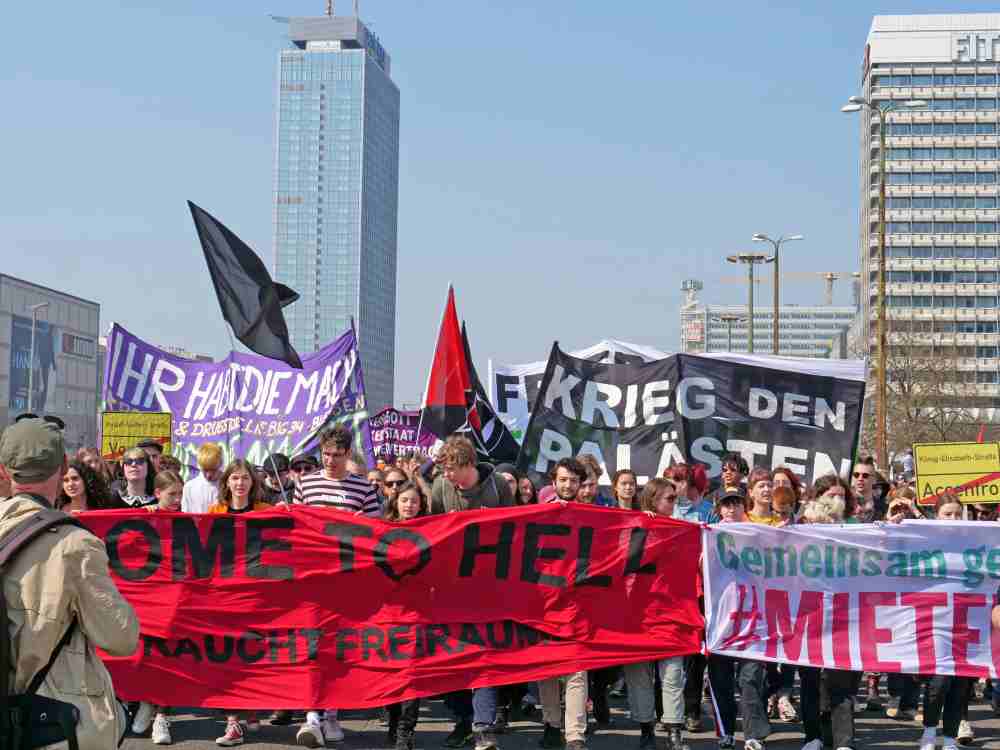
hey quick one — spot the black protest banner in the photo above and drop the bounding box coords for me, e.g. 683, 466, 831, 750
516, 345, 865, 486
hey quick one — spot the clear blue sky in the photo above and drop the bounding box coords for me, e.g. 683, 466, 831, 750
5, 0, 997, 404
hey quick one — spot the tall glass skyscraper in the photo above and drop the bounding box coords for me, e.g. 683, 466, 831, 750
273, 15, 399, 411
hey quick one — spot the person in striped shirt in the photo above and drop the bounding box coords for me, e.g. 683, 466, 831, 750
293, 425, 380, 516
294, 425, 379, 747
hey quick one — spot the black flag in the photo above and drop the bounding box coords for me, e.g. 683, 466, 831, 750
188, 201, 303, 368
461, 322, 520, 463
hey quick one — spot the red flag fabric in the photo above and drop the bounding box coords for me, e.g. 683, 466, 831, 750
420, 287, 480, 438
79, 505, 703, 709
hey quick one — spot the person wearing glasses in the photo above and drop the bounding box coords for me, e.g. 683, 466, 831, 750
381, 467, 408, 508
850, 457, 878, 523
849, 457, 882, 709
262, 453, 295, 505
110, 447, 156, 508
706, 453, 749, 506
289, 453, 319, 488
181, 442, 224, 514
293, 425, 380, 747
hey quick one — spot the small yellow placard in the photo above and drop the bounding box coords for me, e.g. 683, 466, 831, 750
101, 412, 172, 461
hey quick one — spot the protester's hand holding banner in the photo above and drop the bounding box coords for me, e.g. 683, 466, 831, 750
703, 521, 1000, 678
80, 505, 702, 709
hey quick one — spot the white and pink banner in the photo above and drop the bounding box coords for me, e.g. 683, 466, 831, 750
703, 521, 1000, 677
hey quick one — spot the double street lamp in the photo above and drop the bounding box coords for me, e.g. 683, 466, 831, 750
751, 233, 803, 355
841, 95, 927, 472
726, 252, 773, 354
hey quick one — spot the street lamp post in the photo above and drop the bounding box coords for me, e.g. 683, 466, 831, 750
27, 302, 50, 413
842, 95, 926, 472
751, 233, 803, 355
713, 313, 746, 352
726, 253, 773, 353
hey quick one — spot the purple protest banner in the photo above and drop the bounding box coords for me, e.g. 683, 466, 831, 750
369, 407, 437, 461
101, 323, 373, 472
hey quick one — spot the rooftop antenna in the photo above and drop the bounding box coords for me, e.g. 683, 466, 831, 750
326, 0, 334, 16
354, 0, 360, 16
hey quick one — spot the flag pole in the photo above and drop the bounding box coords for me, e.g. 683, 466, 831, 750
415, 283, 453, 444
268, 453, 289, 504
223, 326, 246, 465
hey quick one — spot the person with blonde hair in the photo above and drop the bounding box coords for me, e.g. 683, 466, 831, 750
181, 442, 224, 514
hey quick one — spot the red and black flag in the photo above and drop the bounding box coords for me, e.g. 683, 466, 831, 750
461, 322, 520, 463
188, 201, 303, 368
419, 286, 479, 439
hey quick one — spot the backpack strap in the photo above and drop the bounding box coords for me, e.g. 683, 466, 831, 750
0, 509, 83, 569
24, 618, 77, 696
0, 507, 84, 707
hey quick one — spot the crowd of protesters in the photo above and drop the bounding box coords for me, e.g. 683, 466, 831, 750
2, 414, 997, 750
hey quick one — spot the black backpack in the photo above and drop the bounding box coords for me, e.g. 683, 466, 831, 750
0, 501, 84, 750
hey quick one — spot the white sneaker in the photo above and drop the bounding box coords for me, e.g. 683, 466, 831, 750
802, 740, 824, 750
132, 701, 156, 735
745, 739, 765, 750
322, 716, 345, 743
957, 721, 974, 745
216, 720, 245, 747
152, 715, 172, 745
297, 722, 324, 748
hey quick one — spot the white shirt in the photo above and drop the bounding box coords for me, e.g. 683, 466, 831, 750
181, 473, 220, 514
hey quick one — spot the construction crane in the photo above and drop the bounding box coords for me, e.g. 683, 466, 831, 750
719, 271, 861, 306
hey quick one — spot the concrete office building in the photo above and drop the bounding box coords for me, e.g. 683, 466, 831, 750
679, 280, 855, 357
272, 13, 400, 412
858, 14, 1000, 407
0, 275, 100, 451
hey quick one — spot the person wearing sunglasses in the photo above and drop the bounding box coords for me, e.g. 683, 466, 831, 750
381, 467, 408, 507
261, 453, 295, 505
289, 453, 319, 487
110, 447, 156, 508
850, 457, 878, 523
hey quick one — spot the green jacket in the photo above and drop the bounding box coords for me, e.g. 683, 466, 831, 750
430, 463, 516, 514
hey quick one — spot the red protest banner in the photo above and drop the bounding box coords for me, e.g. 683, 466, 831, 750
80, 504, 702, 709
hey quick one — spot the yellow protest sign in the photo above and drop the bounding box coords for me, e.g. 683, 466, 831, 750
913, 441, 1000, 505
101, 412, 172, 460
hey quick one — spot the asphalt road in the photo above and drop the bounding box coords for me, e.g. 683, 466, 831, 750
122, 688, 1000, 750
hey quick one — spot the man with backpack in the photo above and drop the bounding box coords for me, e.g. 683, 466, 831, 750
0, 417, 139, 749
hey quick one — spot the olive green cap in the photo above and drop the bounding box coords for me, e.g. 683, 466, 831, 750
0, 418, 65, 483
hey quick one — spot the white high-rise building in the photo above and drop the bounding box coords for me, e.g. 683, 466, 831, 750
678, 279, 855, 357
858, 14, 1000, 407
